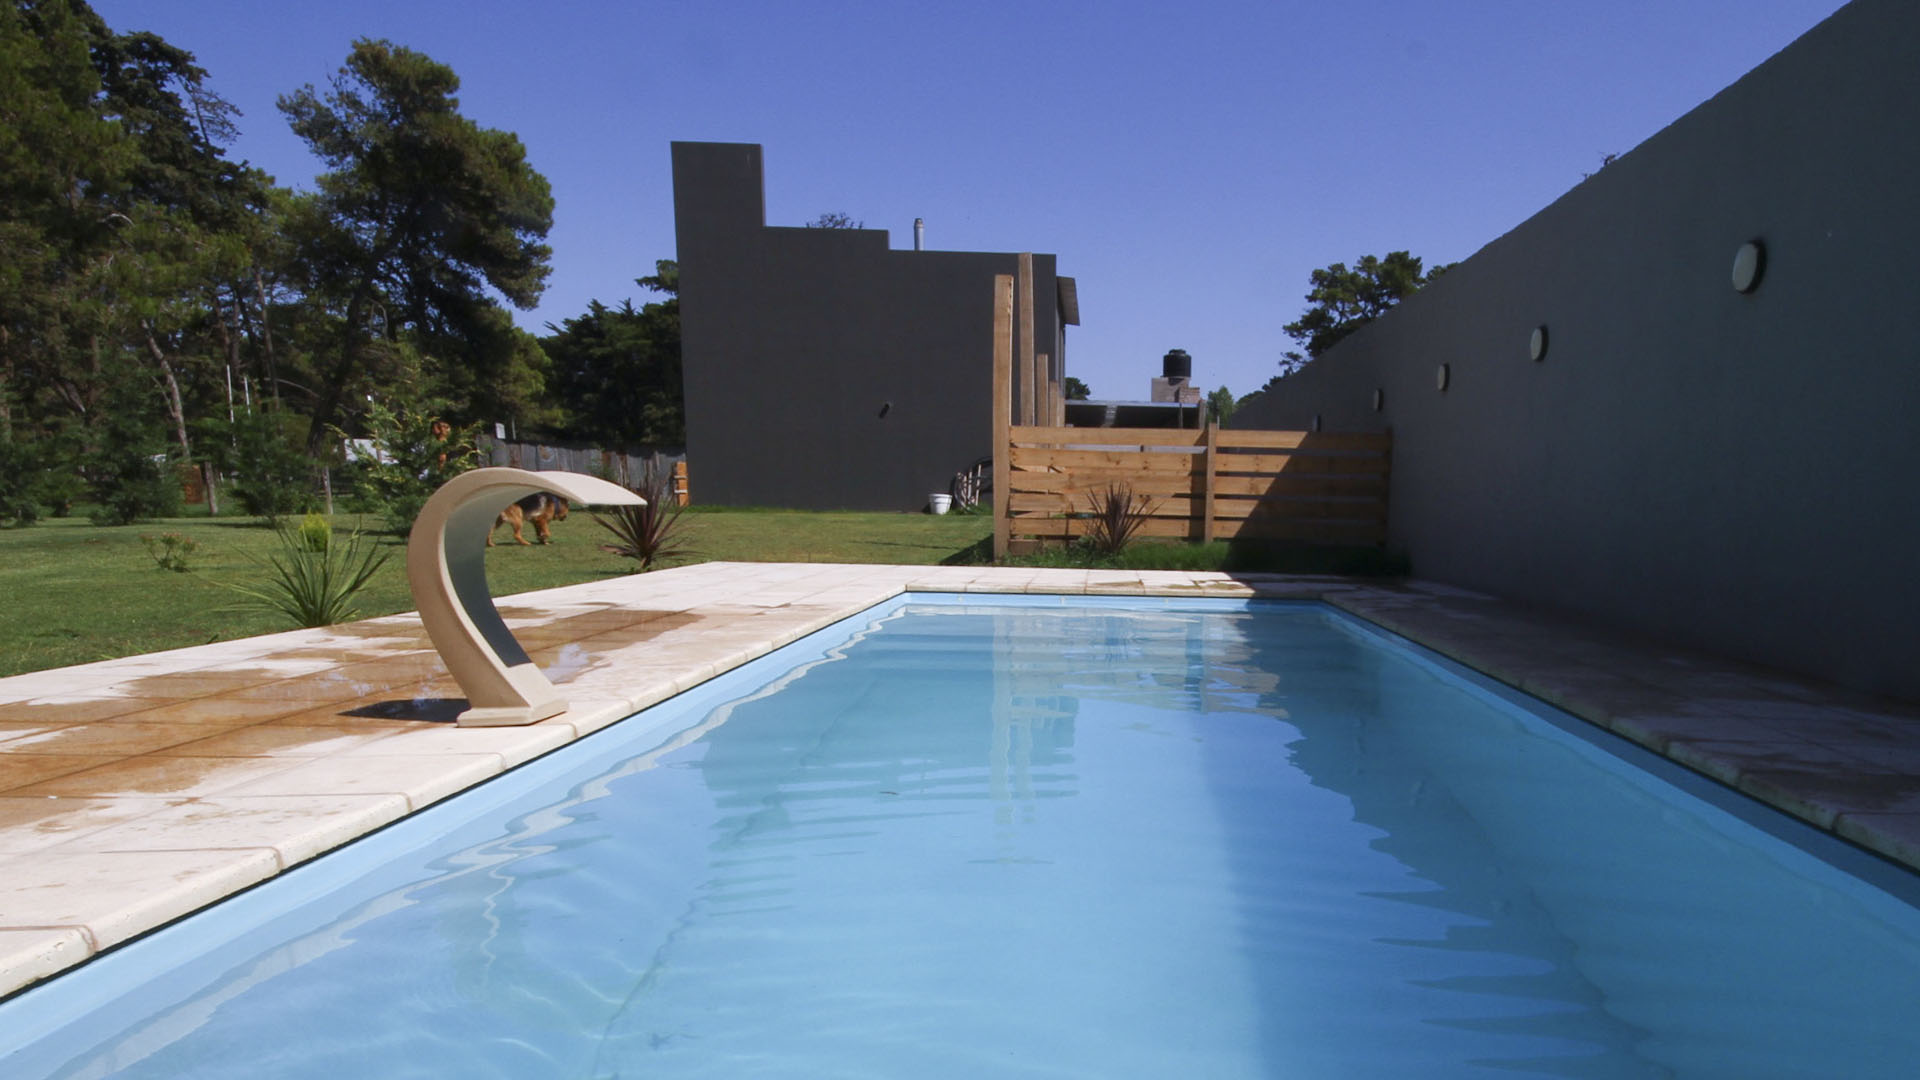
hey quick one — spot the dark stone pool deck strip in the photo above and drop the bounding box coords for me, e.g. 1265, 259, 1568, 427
1, 562, 1915, 998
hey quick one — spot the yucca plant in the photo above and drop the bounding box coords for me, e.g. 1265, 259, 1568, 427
1082, 481, 1155, 557
592, 463, 694, 571
220, 522, 391, 628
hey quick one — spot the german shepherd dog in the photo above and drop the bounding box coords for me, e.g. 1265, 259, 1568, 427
489, 493, 569, 546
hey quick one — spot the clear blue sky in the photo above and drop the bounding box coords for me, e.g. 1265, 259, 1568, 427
93, 0, 1848, 402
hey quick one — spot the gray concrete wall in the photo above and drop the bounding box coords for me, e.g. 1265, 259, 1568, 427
1233, 0, 1920, 702
673, 141, 1060, 510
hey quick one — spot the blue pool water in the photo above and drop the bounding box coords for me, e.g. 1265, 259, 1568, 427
4, 596, 1919, 1078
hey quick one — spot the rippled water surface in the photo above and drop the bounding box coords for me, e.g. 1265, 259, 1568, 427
6, 597, 1920, 1078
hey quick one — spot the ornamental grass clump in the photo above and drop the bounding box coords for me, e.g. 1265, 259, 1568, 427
1082, 481, 1154, 557
220, 521, 390, 628
592, 464, 694, 571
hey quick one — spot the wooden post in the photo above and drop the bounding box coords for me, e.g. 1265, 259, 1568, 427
1201, 416, 1218, 544
1036, 353, 1053, 430
672, 460, 690, 506
1015, 253, 1035, 427
992, 274, 1014, 560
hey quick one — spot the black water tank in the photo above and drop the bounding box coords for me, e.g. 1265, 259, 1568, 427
1162, 349, 1191, 379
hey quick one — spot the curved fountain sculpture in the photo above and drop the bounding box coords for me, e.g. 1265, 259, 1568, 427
407, 468, 645, 726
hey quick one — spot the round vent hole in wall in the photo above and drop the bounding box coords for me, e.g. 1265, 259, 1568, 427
1732, 240, 1765, 293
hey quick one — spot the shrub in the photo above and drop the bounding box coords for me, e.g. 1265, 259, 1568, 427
296, 511, 332, 552
140, 532, 202, 572
219, 523, 391, 628
0, 439, 42, 526
592, 464, 693, 571
1081, 482, 1154, 557
344, 399, 477, 535
199, 407, 317, 524
85, 381, 184, 526
88, 451, 183, 526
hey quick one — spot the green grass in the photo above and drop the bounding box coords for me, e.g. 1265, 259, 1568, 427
0, 505, 1404, 679
0, 507, 991, 678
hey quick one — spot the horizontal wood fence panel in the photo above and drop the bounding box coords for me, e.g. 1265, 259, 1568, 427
999, 424, 1392, 551
1010, 447, 1201, 473
1012, 469, 1383, 499
1012, 425, 1207, 448
1009, 490, 1385, 518
1010, 470, 1201, 494
1007, 512, 1386, 544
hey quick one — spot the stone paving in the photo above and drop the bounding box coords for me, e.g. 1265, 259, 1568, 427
1, 561, 1915, 998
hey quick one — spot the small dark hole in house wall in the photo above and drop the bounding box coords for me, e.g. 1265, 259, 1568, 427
877, 401, 892, 419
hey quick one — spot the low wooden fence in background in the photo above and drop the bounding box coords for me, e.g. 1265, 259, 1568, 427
999, 423, 1391, 553
986, 272, 1389, 556
477, 437, 690, 505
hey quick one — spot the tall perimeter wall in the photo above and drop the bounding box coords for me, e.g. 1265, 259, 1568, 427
1233, 0, 1920, 702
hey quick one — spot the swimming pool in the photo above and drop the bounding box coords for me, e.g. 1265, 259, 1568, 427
3, 595, 1917, 1077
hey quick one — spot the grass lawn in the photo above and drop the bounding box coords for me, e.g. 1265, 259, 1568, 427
0, 507, 992, 678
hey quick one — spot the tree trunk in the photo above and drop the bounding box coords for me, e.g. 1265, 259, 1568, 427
0, 327, 12, 445
306, 291, 366, 454
252, 266, 280, 404
143, 321, 215, 515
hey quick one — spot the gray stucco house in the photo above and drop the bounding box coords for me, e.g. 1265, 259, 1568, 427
672, 141, 1075, 511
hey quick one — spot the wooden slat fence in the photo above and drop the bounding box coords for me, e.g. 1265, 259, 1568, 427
999, 423, 1391, 553
986, 271, 1392, 557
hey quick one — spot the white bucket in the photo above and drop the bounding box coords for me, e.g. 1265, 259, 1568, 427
929, 493, 953, 515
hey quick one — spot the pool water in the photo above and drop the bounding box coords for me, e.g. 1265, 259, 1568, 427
4, 596, 1918, 1078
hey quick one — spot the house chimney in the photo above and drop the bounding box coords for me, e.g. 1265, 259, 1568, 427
913, 218, 924, 251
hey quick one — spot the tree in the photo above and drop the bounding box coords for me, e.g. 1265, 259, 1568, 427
279, 39, 554, 451
804, 211, 863, 229
1063, 376, 1091, 400
1206, 385, 1236, 426
542, 260, 683, 447
1282, 251, 1450, 360
2, 2, 276, 517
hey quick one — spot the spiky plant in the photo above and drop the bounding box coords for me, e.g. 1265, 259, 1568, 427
592, 464, 694, 571
219, 524, 391, 627
1082, 482, 1154, 556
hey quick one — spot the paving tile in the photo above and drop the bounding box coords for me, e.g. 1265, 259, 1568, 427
0, 754, 127, 794
1606, 710, 1785, 753
0, 929, 92, 998
0, 696, 175, 725
9, 755, 306, 799
221, 675, 390, 709
341, 724, 572, 769
147, 725, 404, 758
1835, 812, 1920, 870
0, 848, 280, 951
0, 796, 185, 854
257, 699, 464, 728
0, 722, 221, 757
46, 793, 410, 865
220, 753, 504, 810
103, 696, 315, 727
0, 721, 70, 745
1735, 766, 1920, 828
